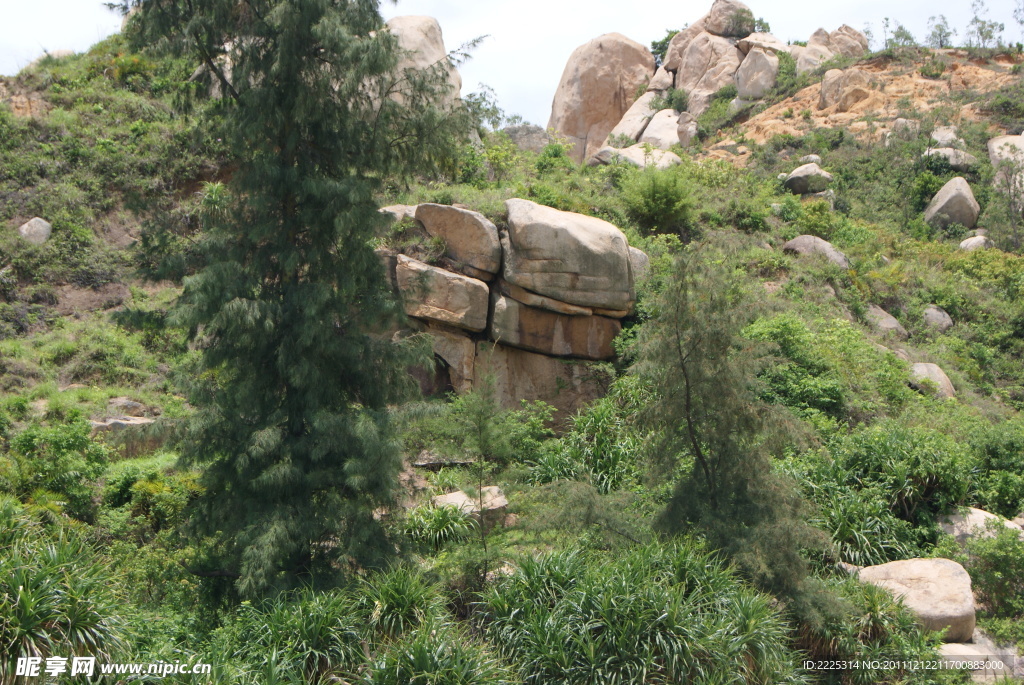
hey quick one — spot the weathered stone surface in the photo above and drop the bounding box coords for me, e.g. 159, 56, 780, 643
940, 507, 1024, 546
491, 294, 620, 360
858, 558, 975, 643
90, 416, 156, 433
498, 280, 593, 316
828, 25, 869, 57
503, 124, 550, 154
782, 235, 850, 268
379, 204, 417, 224
704, 0, 755, 37
432, 486, 508, 529
414, 203, 501, 276
663, 18, 709, 72
923, 306, 954, 333
396, 255, 488, 332
17, 217, 52, 245
424, 324, 475, 394
638, 109, 682, 149
865, 305, 909, 340
629, 247, 651, 282
675, 32, 743, 99
589, 144, 682, 169
784, 163, 833, 194
924, 148, 978, 171
931, 125, 963, 148
677, 112, 699, 147
474, 342, 608, 421
925, 178, 980, 230
503, 199, 633, 311
737, 32, 787, 54
386, 16, 461, 103
819, 68, 874, 111
790, 42, 834, 75
548, 33, 656, 162
910, 362, 956, 399
647, 65, 674, 92
607, 91, 658, 143
736, 47, 778, 100
108, 397, 147, 417
800, 154, 822, 165
959, 235, 993, 251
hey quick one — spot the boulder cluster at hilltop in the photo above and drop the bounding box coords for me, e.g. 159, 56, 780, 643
547, 0, 868, 163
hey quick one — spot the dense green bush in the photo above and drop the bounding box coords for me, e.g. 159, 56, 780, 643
480, 542, 807, 684
620, 167, 695, 238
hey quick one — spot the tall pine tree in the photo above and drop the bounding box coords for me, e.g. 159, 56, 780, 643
126, 0, 468, 595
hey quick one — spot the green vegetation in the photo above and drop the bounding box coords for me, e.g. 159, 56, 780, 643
3, 4, 1024, 683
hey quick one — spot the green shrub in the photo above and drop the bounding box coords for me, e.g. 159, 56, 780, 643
964, 524, 1024, 619
480, 542, 806, 684
651, 88, 689, 113
405, 505, 475, 552
620, 167, 695, 237
0, 496, 125, 679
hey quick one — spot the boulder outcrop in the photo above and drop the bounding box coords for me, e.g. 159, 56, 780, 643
865, 305, 909, 341
396, 255, 489, 332
607, 92, 659, 142
16, 217, 52, 245
638, 109, 682, 149
736, 47, 778, 100
818, 68, 874, 112
922, 306, 954, 333
386, 16, 462, 103
940, 507, 1024, 546
922, 148, 978, 172
704, 0, 755, 37
548, 33, 655, 162
414, 203, 501, 277
783, 163, 833, 194
491, 294, 621, 360
503, 199, 634, 311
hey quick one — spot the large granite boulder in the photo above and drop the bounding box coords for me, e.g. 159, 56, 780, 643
414, 204, 501, 278
858, 558, 976, 642
502, 199, 633, 311
865, 304, 909, 341
675, 32, 743, 113
663, 18, 709, 72
16, 217, 52, 245
475, 342, 608, 421
737, 32, 787, 54
503, 124, 551, 154
790, 39, 834, 75
396, 255, 489, 332
783, 163, 833, 194
828, 25, 869, 57
736, 47, 778, 100
589, 144, 682, 169
490, 294, 620, 360
924, 177, 980, 230
386, 16, 461, 103
818, 68, 874, 112
607, 91, 659, 143
703, 0, 755, 37
646, 66, 674, 92
638, 109, 682, 149
909, 362, 956, 399
548, 33, 656, 163
940, 507, 1024, 546
782, 235, 850, 268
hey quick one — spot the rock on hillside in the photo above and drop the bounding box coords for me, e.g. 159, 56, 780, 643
548, 33, 655, 163
386, 16, 462, 103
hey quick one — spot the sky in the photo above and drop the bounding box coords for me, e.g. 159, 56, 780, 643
1, 0, 1019, 126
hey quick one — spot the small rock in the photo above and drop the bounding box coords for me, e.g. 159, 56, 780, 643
909, 362, 956, 399
931, 125, 963, 148
959, 235, 993, 251
865, 304, 909, 340
17, 217, 52, 246
940, 507, 1023, 546
799, 154, 822, 165
781, 235, 850, 268
923, 148, 978, 172
90, 416, 156, 433
925, 177, 980, 230
629, 246, 651, 282
858, 558, 975, 643
432, 486, 508, 530
923, 306, 954, 333
783, 163, 833, 195
107, 397, 147, 417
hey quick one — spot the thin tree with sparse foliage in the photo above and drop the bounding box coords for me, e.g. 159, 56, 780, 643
123, 0, 469, 596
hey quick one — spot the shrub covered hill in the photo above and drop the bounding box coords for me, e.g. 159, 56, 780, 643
3, 0, 1024, 682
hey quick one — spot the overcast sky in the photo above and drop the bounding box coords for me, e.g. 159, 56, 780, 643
1, 1, 1018, 126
